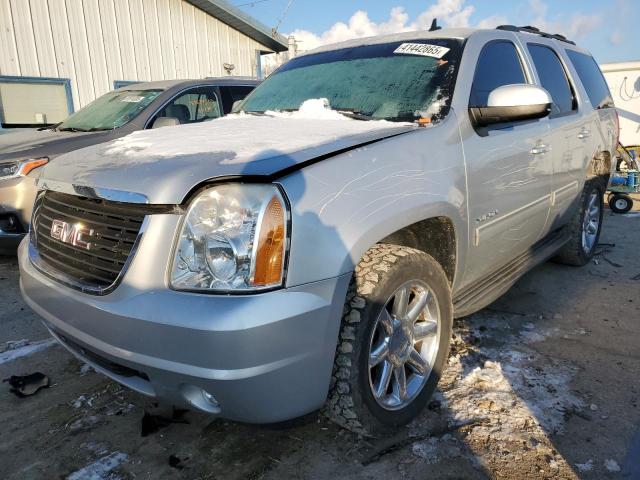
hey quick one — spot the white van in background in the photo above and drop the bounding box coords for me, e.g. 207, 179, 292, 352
602, 61, 640, 146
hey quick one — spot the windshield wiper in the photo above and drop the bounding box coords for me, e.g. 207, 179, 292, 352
38, 122, 62, 131
335, 110, 375, 121
58, 127, 90, 132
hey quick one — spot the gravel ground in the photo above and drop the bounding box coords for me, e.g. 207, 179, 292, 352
1, 200, 639, 480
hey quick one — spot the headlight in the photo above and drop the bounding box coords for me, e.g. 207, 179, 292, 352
170, 183, 288, 292
0, 157, 49, 179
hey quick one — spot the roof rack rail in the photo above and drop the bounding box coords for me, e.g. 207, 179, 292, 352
495, 25, 576, 45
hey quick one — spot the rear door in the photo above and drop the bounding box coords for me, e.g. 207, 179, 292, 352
564, 49, 618, 179
525, 42, 584, 230
460, 39, 553, 283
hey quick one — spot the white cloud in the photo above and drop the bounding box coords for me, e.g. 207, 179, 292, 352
526, 0, 601, 39
609, 30, 623, 45
287, 0, 605, 55
289, 0, 498, 53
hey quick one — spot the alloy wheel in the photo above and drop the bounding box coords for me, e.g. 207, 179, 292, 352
367, 280, 440, 411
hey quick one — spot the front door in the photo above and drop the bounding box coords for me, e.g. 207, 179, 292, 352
460, 40, 553, 284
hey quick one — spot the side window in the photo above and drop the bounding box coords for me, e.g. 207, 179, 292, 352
219, 86, 255, 114
470, 41, 527, 107
566, 50, 614, 109
527, 44, 576, 116
157, 87, 221, 124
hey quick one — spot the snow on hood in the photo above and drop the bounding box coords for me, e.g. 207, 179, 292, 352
41, 103, 416, 204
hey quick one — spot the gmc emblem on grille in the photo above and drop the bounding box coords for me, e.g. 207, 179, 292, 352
50, 220, 94, 250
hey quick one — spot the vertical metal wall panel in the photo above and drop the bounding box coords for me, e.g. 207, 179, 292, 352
0, 0, 20, 75
113, 0, 137, 82
218, 21, 231, 73
129, 0, 151, 80
82, 0, 110, 97
181, 1, 198, 78
9, 0, 40, 76
29, 0, 58, 77
195, 7, 210, 77
65, 0, 95, 106
206, 14, 222, 77
47, 0, 80, 110
155, 0, 176, 79
170, 0, 187, 78
142, 0, 164, 80
97, 0, 125, 87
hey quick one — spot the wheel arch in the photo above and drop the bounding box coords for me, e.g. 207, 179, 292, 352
378, 216, 458, 285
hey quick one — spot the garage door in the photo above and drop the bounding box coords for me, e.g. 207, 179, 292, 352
0, 78, 72, 127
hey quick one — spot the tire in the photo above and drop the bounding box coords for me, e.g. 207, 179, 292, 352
554, 179, 604, 266
609, 193, 633, 214
325, 244, 452, 436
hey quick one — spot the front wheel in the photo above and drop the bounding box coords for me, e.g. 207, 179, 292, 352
325, 244, 452, 436
554, 179, 604, 266
609, 193, 633, 214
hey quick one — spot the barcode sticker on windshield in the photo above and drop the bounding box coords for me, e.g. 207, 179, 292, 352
394, 43, 450, 59
122, 95, 143, 103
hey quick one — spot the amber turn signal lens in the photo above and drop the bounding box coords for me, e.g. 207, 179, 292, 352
18, 157, 49, 176
252, 195, 286, 286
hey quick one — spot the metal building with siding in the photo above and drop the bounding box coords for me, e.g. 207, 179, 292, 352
0, 0, 288, 127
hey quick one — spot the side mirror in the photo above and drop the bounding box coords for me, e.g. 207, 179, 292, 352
470, 84, 552, 126
151, 116, 180, 129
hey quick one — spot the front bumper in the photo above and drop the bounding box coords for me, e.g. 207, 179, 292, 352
0, 176, 36, 252
18, 238, 350, 423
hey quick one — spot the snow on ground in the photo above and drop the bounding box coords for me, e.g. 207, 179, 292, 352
66, 452, 128, 480
0, 338, 57, 365
408, 312, 587, 476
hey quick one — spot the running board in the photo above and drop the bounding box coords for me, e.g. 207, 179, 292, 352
453, 229, 569, 318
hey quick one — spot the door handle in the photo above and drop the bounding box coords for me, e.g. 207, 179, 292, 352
530, 144, 549, 155
577, 128, 591, 139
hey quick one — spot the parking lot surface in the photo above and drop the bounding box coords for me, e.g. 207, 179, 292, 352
1, 201, 639, 480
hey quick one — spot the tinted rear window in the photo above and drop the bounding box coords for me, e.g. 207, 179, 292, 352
566, 50, 613, 109
528, 44, 576, 116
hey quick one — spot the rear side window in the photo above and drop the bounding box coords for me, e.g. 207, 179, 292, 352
527, 44, 576, 116
566, 50, 613, 109
220, 86, 255, 114
470, 41, 527, 106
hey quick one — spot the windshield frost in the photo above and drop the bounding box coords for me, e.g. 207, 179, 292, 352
59, 89, 161, 131
241, 39, 461, 122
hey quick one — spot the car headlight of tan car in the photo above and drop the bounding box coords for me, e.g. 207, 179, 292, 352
0, 157, 49, 180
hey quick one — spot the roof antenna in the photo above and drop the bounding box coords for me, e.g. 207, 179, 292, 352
429, 19, 441, 31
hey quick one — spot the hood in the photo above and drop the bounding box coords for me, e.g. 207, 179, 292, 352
40, 114, 416, 204
0, 128, 110, 163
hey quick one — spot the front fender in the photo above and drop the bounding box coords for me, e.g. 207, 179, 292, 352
279, 115, 468, 290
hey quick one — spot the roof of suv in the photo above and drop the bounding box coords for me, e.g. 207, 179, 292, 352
300, 27, 589, 57
116, 77, 261, 91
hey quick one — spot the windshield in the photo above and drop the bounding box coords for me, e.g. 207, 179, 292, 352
239, 39, 462, 122
58, 89, 162, 131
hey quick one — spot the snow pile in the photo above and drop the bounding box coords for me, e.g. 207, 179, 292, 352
409, 312, 586, 475
441, 316, 583, 441
66, 452, 128, 480
0, 338, 57, 365
265, 98, 349, 120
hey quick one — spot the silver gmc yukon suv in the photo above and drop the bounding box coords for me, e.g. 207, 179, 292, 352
19, 26, 617, 435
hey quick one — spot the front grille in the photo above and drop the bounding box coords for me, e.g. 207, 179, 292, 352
32, 191, 148, 290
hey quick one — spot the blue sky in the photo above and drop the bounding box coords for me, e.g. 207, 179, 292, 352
235, 0, 638, 63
